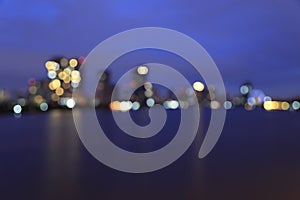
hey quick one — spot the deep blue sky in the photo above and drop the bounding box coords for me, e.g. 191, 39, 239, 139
0, 0, 300, 98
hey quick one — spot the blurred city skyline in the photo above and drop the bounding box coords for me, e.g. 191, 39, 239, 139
0, 0, 300, 98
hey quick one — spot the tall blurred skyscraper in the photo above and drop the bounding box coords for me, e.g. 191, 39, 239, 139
132, 65, 149, 104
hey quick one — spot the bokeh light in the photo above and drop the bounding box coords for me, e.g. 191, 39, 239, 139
58, 72, 67, 80
193, 81, 205, 92
281, 102, 290, 111
55, 87, 64, 96
40, 102, 48, 112
120, 101, 132, 112
146, 98, 155, 107
211, 101, 221, 109
137, 65, 148, 75
34, 95, 43, 104
132, 101, 140, 110
13, 104, 22, 114
69, 58, 78, 68
49, 79, 61, 90
292, 101, 300, 110
66, 98, 76, 109
47, 71, 57, 79
223, 101, 233, 110
45, 61, 59, 71
110, 101, 121, 111
240, 85, 250, 95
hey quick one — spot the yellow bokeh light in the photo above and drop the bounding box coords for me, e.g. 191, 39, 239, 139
58, 72, 67, 80
34, 95, 43, 104
263, 101, 273, 111
273, 101, 280, 110
110, 101, 121, 111
263, 101, 281, 111
69, 59, 78, 68
71, 70, 81, 83
71, 76, 81, 83
55, 87, 64, 96
48, 82, 55, 90
71, 70, 80, 78
63, 68, 72, 75
193, 81, 205, 92
64, 76, 71, 83
45, 61, 59, 71
281, 102, 290, 111
49, 79, 61, 90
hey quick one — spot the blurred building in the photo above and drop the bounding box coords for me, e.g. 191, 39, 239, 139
95, 71, 114, 107
131, 65, 149, 104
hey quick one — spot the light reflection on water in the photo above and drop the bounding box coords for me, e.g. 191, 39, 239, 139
0, 109, 300, 199
42, 110, 81, 199
39, 108, 207, 199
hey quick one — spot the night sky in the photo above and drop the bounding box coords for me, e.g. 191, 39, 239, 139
0, 0, 300, 98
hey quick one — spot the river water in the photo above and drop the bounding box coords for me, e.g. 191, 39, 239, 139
0, 108, 299, 199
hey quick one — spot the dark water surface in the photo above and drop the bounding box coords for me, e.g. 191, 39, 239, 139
0, 108, 300, 200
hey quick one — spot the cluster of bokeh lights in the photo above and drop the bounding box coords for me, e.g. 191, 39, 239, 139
45, 58, 82, 107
